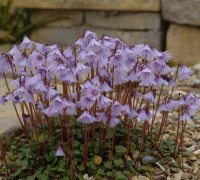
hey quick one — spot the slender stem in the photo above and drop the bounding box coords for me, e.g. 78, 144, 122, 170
174, 109, 181, 157
150, 85, 163, 133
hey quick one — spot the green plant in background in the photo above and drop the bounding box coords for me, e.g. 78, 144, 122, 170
0, 0, 30, 43
0, 0, 71, 44
0, 30, 199, 179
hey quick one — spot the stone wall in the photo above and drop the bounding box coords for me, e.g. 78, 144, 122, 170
1, 0, 200, 65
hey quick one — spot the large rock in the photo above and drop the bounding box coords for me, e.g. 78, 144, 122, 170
31, 26, 81, 46
31, 26, 163, 49
30, 10, 83, 28
167, 24, 200, 65
85, 12, 161, 30
162, 0, 200, 26
87, 27, 163, 49
12, 0, 160, 11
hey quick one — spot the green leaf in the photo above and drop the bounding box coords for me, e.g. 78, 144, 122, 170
77, 165, 84, 172
10, 169, 22, 177
170, 167, 179, 173
106, 171, 113, 177
38, 133, 48, 143
74, 140, 80, 147
127, 160, 135, 166
74, 149, 82, 155
123, 170, 131, 176
104, 161, 112, 169
26, 175, 36, 180
39, 174, 49, 180
141, 165, 153, 172
115, 145, 127, 155
113, 158, 124, 168
97, 169, 105, 175
19, 159, 29, 170
115, 171, 128, 180
88, 161, 97, 170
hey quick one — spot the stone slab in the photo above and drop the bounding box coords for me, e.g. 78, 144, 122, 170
167, 24, 200, 65
30, 10, 83, 28
11, 0, 160, 11
0, 78, 21, 144
162, 0, 200, 26
0, 44, 12, 54
85, 12, 161, 30
31, 26, 163, 50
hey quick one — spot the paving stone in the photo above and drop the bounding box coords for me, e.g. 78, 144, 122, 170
12, 0, 161, 11
85, 11, 161, 30
167, 24, 200, 65
0, 78, 21, 144
162, 0, 200, 26
30, 10, 83, 28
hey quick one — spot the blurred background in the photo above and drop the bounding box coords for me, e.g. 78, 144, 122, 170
0, 0, 200, 65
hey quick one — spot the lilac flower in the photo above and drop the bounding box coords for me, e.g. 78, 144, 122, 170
84, 30, 97, 40
144, 91, 155, 103
132, 44, 155, 61
159, 100, 178, 112
86, 85, 101, 100
154, 76, 168, 86
73, 62, 90, 74
78, 96, 94, 110
138, 109, 152, 122
139, 68, 155, 86
63, 46, 74, 59
122, 104, 131, 115
111, 101, 123, 116
13, 87, 34, 103
91, 76, 101, 87
81, 80, 92, 94
96, 112, 107, 122
0, 54, 12, 76
88, 38, 103, 53
109, 117, 120, 127
19, 36, 34, 50
151, 60, 171, 75
35, 102, 45, 111
98, 67, 109, 77
185, 93, 199, 106
186, 105, 199, 116
43, 96, 65, 117
180, 113, 191, 121
0, 96, 7, 105
78, 111, 96, 124
47, 86, 58, 99
114, 69, 127, 85
98, 95, 112, 109
127, 70, 139, 82
101, 82, 112, 92
59, 70, 77, 84
110, 50, 125, 66
156, 51, 172, 64
30, 50, 45, 67
128, 108, 138, 119
178, 65, 192, 80
55, 146, 65, 157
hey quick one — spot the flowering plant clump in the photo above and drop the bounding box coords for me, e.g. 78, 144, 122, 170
0, 31, 199, 179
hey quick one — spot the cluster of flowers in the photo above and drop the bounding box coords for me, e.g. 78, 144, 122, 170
0, 31, 199, 128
